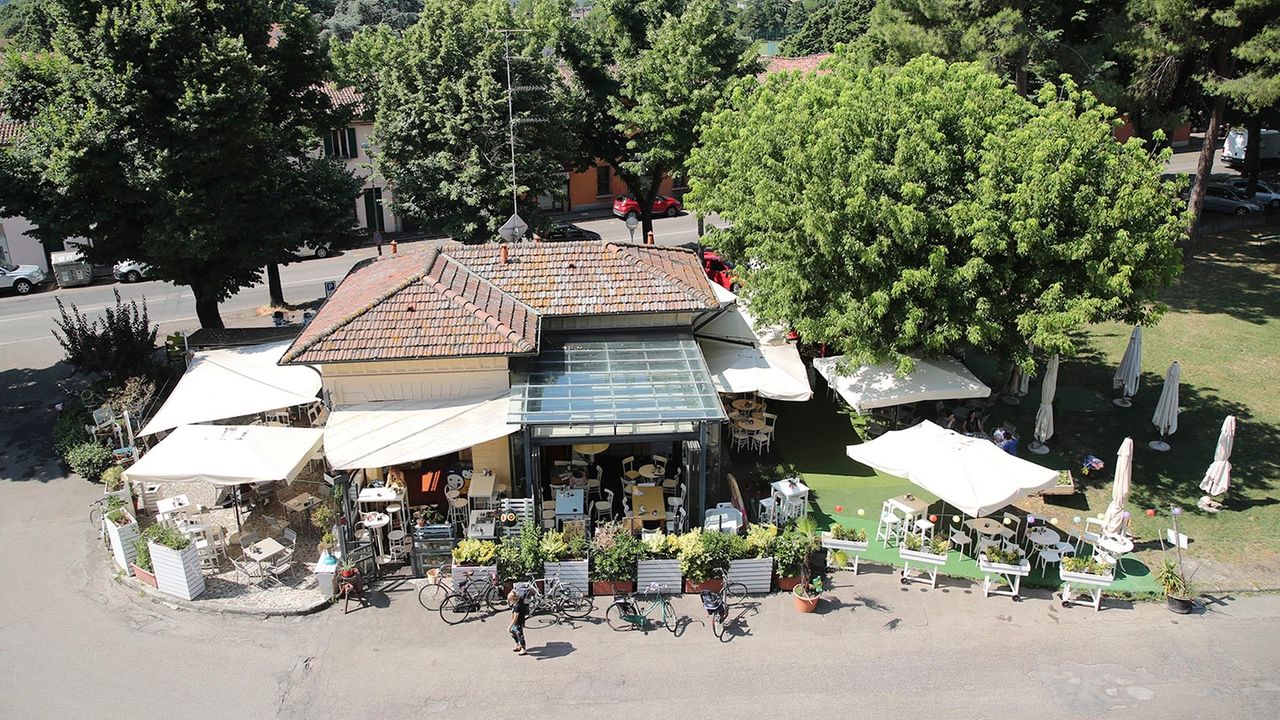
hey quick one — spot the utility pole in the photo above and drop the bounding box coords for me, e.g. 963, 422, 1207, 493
489, 28, 548, 243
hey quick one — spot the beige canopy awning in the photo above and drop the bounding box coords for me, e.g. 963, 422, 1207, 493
323, 393, 519, 470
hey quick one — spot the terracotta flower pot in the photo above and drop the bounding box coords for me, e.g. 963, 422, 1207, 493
132, 563, 158, 588
592, 580, 634, 596
684, 578, 723, 594
793, 586, 820, 613
775, 575, 801, 592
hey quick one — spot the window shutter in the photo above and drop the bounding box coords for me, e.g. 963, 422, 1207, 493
347, 128, 358, 159
323, 134, 333, 157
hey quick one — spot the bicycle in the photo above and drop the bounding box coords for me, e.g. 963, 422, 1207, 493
437, 569, 506, 625
88, 497, 109, 547
605, 583, 678, 633
517, 573, 593, 620
701, 568, 748, 639
417, 562, 454, 612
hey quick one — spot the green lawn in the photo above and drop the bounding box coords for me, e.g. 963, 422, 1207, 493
758, 222, 1280, 593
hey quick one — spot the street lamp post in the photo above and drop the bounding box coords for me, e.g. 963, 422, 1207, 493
625, 215, 639, 244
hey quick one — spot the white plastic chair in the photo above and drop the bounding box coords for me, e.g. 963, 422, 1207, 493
666, 506, 687, 534
594, 489, 615, 522
876, 501, 904, 548
667, 483, 686, 512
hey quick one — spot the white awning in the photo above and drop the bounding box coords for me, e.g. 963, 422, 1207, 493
846, 421, 1058, 517
324, 393, 519, 470
813, 355, 989, 414
139, 341, 321, 436
695, 286, 812, 401
123, 425, 324, 487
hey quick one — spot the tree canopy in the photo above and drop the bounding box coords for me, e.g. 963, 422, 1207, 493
687, 55, 1186, 374
333, 0, 578, 242
0, 0, 361, 328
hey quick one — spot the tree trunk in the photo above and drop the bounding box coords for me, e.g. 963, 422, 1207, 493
193, 294, 225, 329
1187, 95, 1226, 241
266, 264, 285, 307
1245, 117, 1262, 195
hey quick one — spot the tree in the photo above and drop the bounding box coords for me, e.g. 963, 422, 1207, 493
333, 0, 578, 242
687, 55, 1185, 374
559, 0, 759, 241
734, 0, 789, 41
0, 0, 360, 328
322, 0, 422, 42
52, 289, 158, 381
779, 0, 875, 56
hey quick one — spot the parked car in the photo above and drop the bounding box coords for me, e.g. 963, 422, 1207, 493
0, 261, 47, 295
113, 259, 151, 283
535, 224, 602, 242
1200, 184, 1265, 215
702, 250, 739, 291
612, 194, 683, 219
291, 242, 333, 259
1226, 178, 1280, 209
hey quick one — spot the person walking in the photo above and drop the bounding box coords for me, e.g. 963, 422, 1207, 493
508, 587, 529, 655
374, 230, 383, 256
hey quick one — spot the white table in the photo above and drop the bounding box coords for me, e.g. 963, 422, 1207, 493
771, 479, 811, 499
555, 489, 585, 521
467, 511, 497, 539
244, 537, 286, 578
704, 507, 744, 534
1027, 527, 1061, 547
358, 487, 403, 503
361, 512, 390, 558
156, 495, 191, 524
469, 471, 495, 499
1097, 534, 1135, 555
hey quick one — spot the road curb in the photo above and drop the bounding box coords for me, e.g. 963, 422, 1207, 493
110, 563, 332, 617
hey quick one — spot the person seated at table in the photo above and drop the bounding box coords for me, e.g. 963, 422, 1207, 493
944, 412, 959, 431
996, 431, 1018, 456
962, 412, 984, 436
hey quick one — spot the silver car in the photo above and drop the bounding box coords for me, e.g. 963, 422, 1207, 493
1227, 178, 1280, 209
0, 261, 47, 295
1201, 184, 1264, 215
113, 259, 151, 283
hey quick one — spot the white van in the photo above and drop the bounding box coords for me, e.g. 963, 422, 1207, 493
1221, 128, 1280, 167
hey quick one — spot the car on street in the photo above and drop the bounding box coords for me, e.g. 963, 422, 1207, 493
612, 194, 683, 219
113, 259, 151, 283
1200, 184, 1265, 215
293, 242, 333, 259
535, 223, 602, 242
702, 250, 739, 291
0, 261, 47, 295
1226, 178, 1280, 209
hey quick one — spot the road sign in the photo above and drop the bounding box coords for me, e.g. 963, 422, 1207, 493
324, 280, 337, 298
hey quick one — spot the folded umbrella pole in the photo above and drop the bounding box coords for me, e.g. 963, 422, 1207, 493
1112, 327, 1142, 408
1150, 361, 1181, 452
1029, 354, 1059, 455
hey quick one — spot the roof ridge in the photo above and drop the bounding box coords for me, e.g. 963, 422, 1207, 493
281, 247, 442, 363
431, 252, 539, 353
609, 242, 715, 308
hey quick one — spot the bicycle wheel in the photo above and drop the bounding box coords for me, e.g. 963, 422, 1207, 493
484, 584, 510, 612
605, 601, 633, 631
438, 593, 473, 625
418, 581, 450, 612
88, 506, 103, 532
661, 599, 676, 633
723, 582, 748, 607
557, 588, 593, 619
711, 610, 725, 639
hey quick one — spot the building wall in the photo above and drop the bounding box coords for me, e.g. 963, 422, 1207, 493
469, 435, 512, 489
1115, 120, 1192, 148
563, 163, 681, 213
0, 216, 82, 272
322, 356, 510, 406
320, 121, 401, 233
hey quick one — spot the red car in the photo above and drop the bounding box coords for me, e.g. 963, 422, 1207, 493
612, 194, 683, 219
702, 251, 739, 291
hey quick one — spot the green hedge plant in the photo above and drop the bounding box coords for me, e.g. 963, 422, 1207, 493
590, 522, 643, 582
66, 441, 115, 483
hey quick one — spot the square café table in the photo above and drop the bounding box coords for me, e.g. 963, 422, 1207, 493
244, 537, 286, 572
156, 495, 191, 524
631, 485, 667, 521
555, 489, 585, 520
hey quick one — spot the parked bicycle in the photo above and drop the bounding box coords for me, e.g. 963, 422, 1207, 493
437, 569, 507, 625
700, 568, 748, 639
516, 573, 592, 620
417, 562, 454, 612
88, 497, 110, 546
605, 582, 677, 633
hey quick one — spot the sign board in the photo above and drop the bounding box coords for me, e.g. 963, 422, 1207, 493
1166, 528, 1189, 549
324, 280, 337, 298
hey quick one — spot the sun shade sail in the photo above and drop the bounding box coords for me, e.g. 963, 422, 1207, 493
324, 393, 519, 470
695, 285, 811, 402
139, 341, 320, 436
845, 421, 1058, 517
814, 355, 990, 414
123, 425, 323, 486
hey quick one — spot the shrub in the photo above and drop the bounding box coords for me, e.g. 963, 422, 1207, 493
133, 539, 152, 571
745, 523, 778, 558
66, 441, 115, 483
590, 523, 643, 582
53, 398, 93, 459
540, 530, 572, 562
102, 466, 125, 492
640, 531, 679, 559
51, 289, 158, 381
452, 539, 497, 566
142, 522, 190, 551
106, 508, 132, 526
982, 544, 1022, 565
678, 530, 737, 581
773, 532, 808, 577
102, 376, 156, 418
828, 524, 867, 543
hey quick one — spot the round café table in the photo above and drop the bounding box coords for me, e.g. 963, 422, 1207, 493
735, 417, 766, 432
637, 464, 662, 480
1027, 527, 1061, 547
362, 512, 390, 559
731, 399, 763, 412
965, 517, 1004, 537
572, 443, 609, 461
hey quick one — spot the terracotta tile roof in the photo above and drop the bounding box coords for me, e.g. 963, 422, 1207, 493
319, 83, 370, 119
0, 114, 19, 145
758, 54, 833, 79
282, 246, 540, 364
283, 241, 718, 364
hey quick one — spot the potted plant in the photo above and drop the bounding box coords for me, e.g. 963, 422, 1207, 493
679, 529, 736, 593
542, 525, 589, 592
337, 559, 363, 595
1157, 559, 1196, 614
103, 497, 140, 571
311, 502, 337, 537
1040, 469, 1075, 496
821, 523, 869, 575
450, 538, 498, 583
729, 524, 777, 594
144, 522, 205, 600
131, 539, 158, 588
899, 533, 951, 588
102, 466, 132, 509
1058, 555, 1115, 611
636, 531, 682, 591
772, 531, 807, 592
589, 522, 642, 595
977, 544, 1032, 599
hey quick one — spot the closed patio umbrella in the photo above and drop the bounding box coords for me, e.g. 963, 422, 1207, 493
1029, 354, 1059, 455
1199, 415, 1236, 497
1101, 438, 1134, 536
1112, 327, 1142, 407
1150, 361, 1180, 451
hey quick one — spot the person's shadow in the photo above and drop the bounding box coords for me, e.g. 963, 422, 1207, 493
528, 641, 575, 660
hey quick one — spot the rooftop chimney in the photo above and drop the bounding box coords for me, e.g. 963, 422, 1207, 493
501, 244, 509, 264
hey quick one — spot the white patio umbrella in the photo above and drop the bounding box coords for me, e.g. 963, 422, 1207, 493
1029, 354, 1060, 455
1112, 326, 1142, 407
1101, 437, 1134, 536
1150, 361, 1181, 451
1199, 415, 1237, 497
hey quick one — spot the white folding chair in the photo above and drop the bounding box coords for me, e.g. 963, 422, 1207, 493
667, 483, 686, 513
595, 489, 615, 522
666, 507, 687, 534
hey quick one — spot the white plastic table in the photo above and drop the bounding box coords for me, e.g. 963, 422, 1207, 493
156, 495, 191, 524
358, 487, 403, 503
555, 489, 585, 520
704, 507, 744, 534
361, 512, 390, 557
1027, 527, 1061, 547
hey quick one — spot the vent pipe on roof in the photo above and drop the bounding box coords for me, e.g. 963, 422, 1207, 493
646, 230, 654, 245
501, 244, 510, 264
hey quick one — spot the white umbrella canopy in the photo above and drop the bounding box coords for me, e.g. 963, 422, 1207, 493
1101, 437, 1134, 536
1150, 361, 1181, 451
1112, 326, 1142, 407
1199, 415, 1237, 497
1030, 354, 1060, 454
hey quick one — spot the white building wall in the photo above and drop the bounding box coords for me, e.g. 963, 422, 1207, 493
0, 216, 83, 272
320, 121, 400, 233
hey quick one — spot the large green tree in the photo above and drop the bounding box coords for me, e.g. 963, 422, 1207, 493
558, 0, 758, 240
0, 0, 360, 328
687, 55, 1185, 374
333, 0, 577, 242
779, 0, 875, 56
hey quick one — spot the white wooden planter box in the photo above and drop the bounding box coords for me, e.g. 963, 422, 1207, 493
1059, 568, 1115, 612
148, 540, 206, 601
822, 533, 870, 575
636, 559, 681, 593
978, 556, 1032, 599
899, 547, 949, 588
451, 565, 498, 585
104, 485, 132, 510
106, 512, 140, 571
727, 557, 773, 594
544, 559, 589, 594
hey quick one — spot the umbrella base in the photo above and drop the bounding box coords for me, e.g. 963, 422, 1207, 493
1148, 440, 1171, 452
1112, 397, 1133, 408
1000, 394, 1021, 406
1028, 442, 1050, 455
